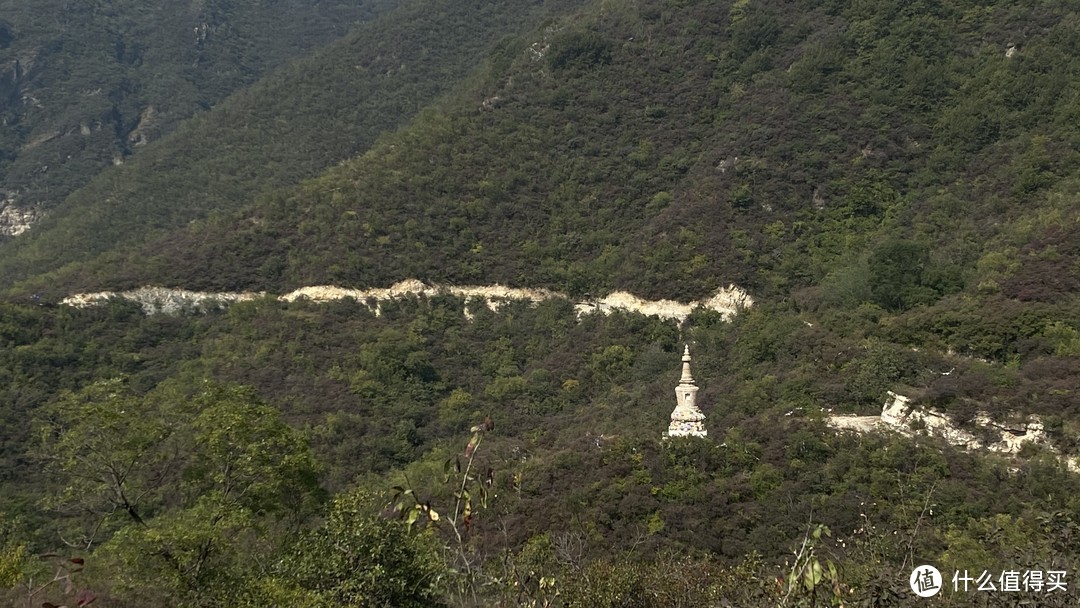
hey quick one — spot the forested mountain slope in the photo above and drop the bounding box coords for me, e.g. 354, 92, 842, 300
0, 0, 589, 289
48, 0, 1076, 391
53, 0, 1077, 306
0, 0, 399, 219
1, 0, 1079, 606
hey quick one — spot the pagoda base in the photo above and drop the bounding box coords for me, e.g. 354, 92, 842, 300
667, 421, 708, 438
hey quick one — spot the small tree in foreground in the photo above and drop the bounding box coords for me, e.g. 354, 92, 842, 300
392, 416, 496, 606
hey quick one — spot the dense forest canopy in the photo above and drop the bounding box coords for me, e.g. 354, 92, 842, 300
1, 0, 1078, 606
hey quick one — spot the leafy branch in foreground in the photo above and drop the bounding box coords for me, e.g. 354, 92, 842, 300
779, 523, 842, 608
18, 553, 96, 608
392, 415, 495, 606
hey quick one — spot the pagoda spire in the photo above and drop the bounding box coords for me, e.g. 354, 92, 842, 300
679, 344, 694, 384
667, 345, 707, 438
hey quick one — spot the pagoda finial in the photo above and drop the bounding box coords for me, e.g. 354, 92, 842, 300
680, 344, 694, 384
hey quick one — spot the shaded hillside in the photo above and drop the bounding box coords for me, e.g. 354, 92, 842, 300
0, 0, 399, 215
0, 0, 589, 290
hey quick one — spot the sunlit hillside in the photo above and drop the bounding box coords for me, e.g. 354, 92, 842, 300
2, 0, 1078, 606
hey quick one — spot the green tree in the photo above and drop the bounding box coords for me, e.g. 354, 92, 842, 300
37, 379, 321, 606
183, 384, 322, 518
275, 488, 446, 608
0, 516, 24, 589
867, 239, 937, 311
35, 378, 193, 546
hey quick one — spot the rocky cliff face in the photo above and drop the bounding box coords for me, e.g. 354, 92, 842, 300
0, 201, 40, 236
62, 280, 754, 323
574, 284, 752, 323
878, 392, 1048, 454
830, 391, 1078, 471
62, 286, 265, 314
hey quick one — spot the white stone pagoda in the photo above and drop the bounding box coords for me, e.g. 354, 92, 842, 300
667, 345, 707, 438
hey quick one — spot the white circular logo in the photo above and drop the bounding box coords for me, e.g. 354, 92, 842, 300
910, 565, 943, 598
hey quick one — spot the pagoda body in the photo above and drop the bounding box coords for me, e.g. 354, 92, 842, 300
667, 345, 707, 438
